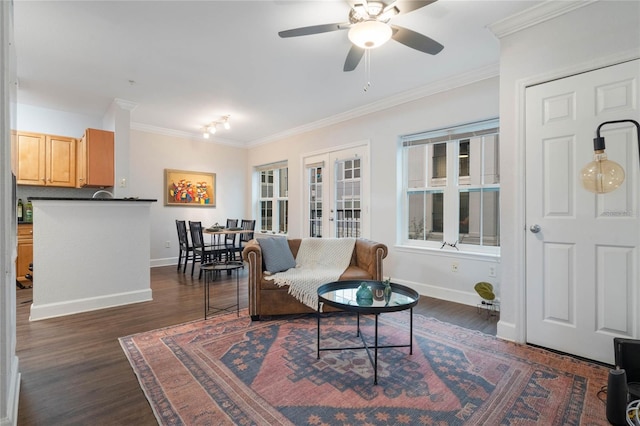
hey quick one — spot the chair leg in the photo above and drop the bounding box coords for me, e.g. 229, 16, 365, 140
183, 252, 189, 274
177, 249, 183, 271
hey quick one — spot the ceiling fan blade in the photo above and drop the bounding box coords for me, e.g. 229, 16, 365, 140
392, 0, 438, 16
278, 23, 348, 38
391, 25, 443, 55
343, 45, 365, 72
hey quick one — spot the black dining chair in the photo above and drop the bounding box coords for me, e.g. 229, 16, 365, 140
224, 218, 239, 261
189, 221, 225, 278
232, 219, 255, 260
175, 220, 193, 274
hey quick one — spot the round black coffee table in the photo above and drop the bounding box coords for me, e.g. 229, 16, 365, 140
317, 279, 420, 385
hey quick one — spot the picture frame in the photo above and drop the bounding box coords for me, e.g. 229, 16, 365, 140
164, 169, 216, 207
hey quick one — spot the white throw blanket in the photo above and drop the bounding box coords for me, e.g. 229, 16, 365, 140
265, 238, 356, 310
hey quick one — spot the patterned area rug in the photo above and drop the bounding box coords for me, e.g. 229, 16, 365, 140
119, 310, 609, 425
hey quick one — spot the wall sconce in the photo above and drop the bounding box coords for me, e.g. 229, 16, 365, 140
580, 119, 640, 194
202, 115, 231, 139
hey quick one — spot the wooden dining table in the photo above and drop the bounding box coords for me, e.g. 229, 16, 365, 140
202, 227, 254, 260
202, 227, 254, 241
202, 227, 253, 236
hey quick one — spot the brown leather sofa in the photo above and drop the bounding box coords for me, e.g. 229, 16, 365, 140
242, 238, 388, 320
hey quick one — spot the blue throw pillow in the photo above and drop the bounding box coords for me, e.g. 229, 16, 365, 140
258, 237, 296, 273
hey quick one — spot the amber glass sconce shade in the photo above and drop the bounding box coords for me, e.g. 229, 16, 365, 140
580, 119, 640, 194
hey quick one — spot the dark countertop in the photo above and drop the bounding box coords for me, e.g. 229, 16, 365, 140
28, 197, 157, 202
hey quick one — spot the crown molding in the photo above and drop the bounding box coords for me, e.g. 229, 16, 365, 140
130, 122, 245, 148
488, 0, 597, 39
247, 63, 500, 147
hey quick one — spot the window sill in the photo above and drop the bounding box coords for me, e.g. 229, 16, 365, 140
394, 243, 500, 261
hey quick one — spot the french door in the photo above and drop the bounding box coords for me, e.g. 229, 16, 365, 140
304, 144, 369, 238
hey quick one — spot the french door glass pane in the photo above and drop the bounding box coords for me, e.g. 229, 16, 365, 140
309, 167, 323, 237
335, 158, 361, 238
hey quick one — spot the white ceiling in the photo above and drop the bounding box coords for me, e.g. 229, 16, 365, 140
12, 0, 540, 145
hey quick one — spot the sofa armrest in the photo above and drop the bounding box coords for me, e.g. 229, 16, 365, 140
242, 239, 262, 316
353, 238, 388, 280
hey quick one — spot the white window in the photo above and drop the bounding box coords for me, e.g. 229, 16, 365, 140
401, 119, 500, 253
257, 162, 288, 234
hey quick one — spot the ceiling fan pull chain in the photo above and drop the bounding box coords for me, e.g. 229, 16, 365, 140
364, 49, 371, 92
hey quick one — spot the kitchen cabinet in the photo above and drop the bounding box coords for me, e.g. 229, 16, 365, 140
16, 223, 33, 284
77, 128, 114, 188
16, 131, 76, 187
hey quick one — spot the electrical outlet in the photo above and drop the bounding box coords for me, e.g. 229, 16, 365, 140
165, 241, 170, 248
120, 178, 127, 188
451, 262, 459, 273
489, 266, 496, 277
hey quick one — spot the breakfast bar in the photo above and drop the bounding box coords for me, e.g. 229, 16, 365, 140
28, 197, 157, 321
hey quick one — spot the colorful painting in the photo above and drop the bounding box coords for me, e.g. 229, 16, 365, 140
164, 169, 216, 207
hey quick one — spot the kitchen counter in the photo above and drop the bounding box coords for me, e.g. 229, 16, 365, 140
28, 198, 156, 321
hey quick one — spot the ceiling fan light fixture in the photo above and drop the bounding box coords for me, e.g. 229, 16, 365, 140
348, 20, 392, 49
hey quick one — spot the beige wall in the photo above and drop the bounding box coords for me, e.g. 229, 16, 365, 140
129, 129, 248, 265
247, 77, 502, 306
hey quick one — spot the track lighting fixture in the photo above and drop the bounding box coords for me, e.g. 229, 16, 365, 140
201, 115, 231, 138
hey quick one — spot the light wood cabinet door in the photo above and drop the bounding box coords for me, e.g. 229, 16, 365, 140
78, 128, 114, 187
47, 135, 76, 187
16, 224, 33, 283
17, 132, 46, 185
16, 132, 76, 187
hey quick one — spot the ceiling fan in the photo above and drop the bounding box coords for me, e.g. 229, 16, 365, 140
278, 0, 444, 72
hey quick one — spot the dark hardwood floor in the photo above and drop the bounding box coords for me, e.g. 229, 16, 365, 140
15, 265, 498, 425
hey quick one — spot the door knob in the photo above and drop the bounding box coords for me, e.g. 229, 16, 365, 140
529, 224, 541, 233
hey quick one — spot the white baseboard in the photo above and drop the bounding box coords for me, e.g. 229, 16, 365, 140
394, 278, 484, 308
394, 278, 518, 340
496, 320, 518, 342
0, 356, 20, 426
150, 257, 177, 268
29, 289, 152, 321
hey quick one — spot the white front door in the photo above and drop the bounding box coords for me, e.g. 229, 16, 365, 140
525, 59, 640, 364
303, 144, 369, 238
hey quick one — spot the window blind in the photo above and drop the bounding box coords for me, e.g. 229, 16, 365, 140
402, 118, 499, 147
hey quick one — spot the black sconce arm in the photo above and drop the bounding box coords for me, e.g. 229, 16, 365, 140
593, 120, 640, 169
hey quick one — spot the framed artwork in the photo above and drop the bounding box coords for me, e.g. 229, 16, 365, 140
164, 169, 216, 207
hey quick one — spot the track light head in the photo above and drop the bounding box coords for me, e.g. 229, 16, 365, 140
202, 115, 232, 138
